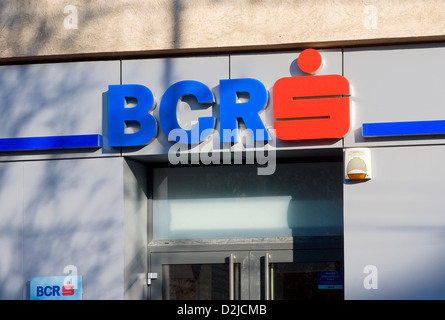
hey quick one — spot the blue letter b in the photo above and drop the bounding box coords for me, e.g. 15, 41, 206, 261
108, 84, 157, 147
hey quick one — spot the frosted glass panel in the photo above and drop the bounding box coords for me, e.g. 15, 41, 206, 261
153, 162, 343, 239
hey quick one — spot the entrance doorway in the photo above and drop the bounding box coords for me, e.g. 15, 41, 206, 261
147, 156, 344, 300
149, 247, 343, 300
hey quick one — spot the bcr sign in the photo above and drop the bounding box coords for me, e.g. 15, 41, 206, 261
107, 49, 351, 147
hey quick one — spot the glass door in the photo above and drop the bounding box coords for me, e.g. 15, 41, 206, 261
148, 160, 344, 300
150, 251, 250, 300
149, 248, 343, 300
253, 249, 344, 300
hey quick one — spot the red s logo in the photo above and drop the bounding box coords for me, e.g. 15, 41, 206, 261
273, 49, 350, 141
62, 281, 75, 296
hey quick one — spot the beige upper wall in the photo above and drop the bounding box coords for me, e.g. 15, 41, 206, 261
1, 0, 445, 60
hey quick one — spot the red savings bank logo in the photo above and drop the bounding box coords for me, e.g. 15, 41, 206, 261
62, 281, 74, 295
273, 48, 350, 140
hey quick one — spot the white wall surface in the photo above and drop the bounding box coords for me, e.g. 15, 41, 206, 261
344, 43, 445, 147
0, 157, 125, 299
0, 60, 121, 161
343, 43, 445, 299
0, 162, 24, 299
344, 145, 445, 299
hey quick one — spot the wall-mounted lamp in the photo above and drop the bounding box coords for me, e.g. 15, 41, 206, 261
345, 148, 372, 180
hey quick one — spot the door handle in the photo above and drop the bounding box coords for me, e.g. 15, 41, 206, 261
229, 253, 236, 300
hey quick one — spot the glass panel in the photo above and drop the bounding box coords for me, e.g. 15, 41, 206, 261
162, 263, 240, 300
153, 162, 343, 239
266, 261, 343, 300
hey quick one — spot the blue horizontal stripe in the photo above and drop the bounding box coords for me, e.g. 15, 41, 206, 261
362, 120, 445, 137
0, 134, 102, 151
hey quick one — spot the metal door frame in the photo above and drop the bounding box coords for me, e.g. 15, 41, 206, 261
150, 250, 250, 300
148, 237, 343, 300
250, 248, 344, 300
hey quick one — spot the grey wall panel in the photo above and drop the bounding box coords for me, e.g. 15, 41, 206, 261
0, 60, 121, 161
0, 162, 24, 299
344, 43, 445, 147
230, 49, 343, 90
123, 159, 148, 299
230, 49, 344, 150
344, 145, 445, 299
22, 157, 125, 300
121, 55, 229, 157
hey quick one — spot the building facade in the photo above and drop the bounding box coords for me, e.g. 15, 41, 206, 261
1, 1, 445, 300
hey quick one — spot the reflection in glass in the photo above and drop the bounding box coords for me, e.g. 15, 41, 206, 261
153, 162, 343, 240
162, 263, 240, 300
264, 261, 344, 300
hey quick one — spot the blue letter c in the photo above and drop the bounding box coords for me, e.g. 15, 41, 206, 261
159, 80, 215, 144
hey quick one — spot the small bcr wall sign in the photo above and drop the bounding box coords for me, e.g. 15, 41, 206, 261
30, 275, 82, 300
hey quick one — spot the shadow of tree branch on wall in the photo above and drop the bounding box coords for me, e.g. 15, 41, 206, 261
0, 0, 185, 59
